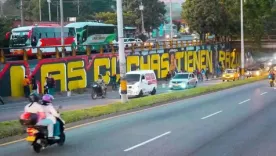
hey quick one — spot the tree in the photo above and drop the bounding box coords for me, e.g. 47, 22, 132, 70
243, 0, 276, 44
94, 11, 137, 26
123, 0, 166, 33
0, 17, 12, 48
182, 0, 222, 41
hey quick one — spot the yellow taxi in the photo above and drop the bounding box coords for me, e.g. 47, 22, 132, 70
222, 69, 240, 82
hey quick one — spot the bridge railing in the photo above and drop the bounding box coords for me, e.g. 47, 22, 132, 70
0, 39, 218, 63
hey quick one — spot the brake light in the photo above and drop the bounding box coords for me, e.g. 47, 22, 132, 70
27, 128, 38, 136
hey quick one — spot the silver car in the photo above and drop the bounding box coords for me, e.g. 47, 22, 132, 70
169, 73, 198, 90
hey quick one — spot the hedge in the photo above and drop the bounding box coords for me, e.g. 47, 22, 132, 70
0, 75, 267, 139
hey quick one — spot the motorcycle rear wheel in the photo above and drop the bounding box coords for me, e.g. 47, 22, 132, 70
57, 133, 66, 146
33, 143, 42, 153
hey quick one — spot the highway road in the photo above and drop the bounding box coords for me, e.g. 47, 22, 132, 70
0, 79, 221, 122
1, 80, 276, 156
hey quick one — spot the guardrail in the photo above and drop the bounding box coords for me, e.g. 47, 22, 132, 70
0, 39, 217, 63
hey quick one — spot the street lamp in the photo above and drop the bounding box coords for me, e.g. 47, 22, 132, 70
240, 0, 245, 78
39, 0, 42, 21
139, 2, 145, 34
60, 0, 64, 54
117, 0, 128, 103
47, 0, 52, 21
169, 0, 173, 39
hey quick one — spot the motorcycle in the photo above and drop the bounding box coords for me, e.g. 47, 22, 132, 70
269, 79, 274, 87
19, 106, 65, 153
91, 82, 107, 100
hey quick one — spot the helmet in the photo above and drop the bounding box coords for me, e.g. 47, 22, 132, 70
29, 93, 40, 103
42, 94, 54, 103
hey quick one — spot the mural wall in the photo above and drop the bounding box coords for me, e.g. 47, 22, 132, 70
0, 43, 240, 97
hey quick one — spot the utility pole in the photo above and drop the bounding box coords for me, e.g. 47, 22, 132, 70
39, 0, 42, 21
77, 0, 80, 15
57, 3, 59, 22
20, 0, 24, 26
47, 0, 52, 21
240, 0, 245, 78
170, 0, 173, 39
0, 2, 3, 17
60, 0, 65, 57
139, 2, 145, 34
116, 0, 128, 103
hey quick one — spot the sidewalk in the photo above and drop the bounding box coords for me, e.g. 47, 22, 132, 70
1, 81, 169, 105
2, 78, 221, 105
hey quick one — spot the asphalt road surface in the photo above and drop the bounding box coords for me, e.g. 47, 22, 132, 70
0, 79, 221, 122
1, 80, 276, 156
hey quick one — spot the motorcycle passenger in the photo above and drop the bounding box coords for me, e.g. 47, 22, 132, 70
21, 93, 46, 124
37, 94, 60, 139
96, 75, 106, 93
269, 71, 275, 81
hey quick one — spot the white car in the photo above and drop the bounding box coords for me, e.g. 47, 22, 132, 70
169, 73, 198, 90
119, 70, 157, 97
113, 38, 143, 48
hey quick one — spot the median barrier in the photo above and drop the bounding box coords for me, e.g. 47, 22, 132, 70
0, 75, 267, 140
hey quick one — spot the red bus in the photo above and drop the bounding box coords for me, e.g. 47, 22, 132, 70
9, 24, 76, 56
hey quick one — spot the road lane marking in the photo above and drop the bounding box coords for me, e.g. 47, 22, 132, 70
124, 131, 171, 152
201, 110, 223, 120
260, 92, 268, 96
238, 99, 251, 105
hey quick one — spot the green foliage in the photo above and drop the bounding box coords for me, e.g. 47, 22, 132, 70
0, 17, 12, 48
182, 0, 222, 40
182, 0, 276, 43
123, 0, 166, 32
0, 75, 267, 139
94, 11, 137, 26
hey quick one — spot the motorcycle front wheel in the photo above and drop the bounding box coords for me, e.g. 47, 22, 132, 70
91, 91, 97, 100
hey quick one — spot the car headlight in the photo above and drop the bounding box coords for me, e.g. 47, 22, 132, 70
181, 82, 186, 88
256, 71, 260, 75
222, 74, 226, 77
166, 35, 170, 38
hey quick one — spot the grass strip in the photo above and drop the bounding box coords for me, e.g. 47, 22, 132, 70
0, 75, 267, 139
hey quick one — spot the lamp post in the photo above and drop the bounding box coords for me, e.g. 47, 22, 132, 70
139, 2, 145, 34
39, 0, 42, 21
47, 0, 52, 21
117, 0, 128, 103
20, 0, 24, 26
240, 0, 245, 78
170, 0, 173, 39
60, 0, 64, 55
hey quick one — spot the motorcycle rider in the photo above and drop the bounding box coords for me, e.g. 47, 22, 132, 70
96, 74, 106, 93
21, 93, 46, 124
269, 70, 275, 82
37, 94, 60, 140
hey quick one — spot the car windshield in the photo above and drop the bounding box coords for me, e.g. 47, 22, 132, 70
126, 74, 140, 82
173, 74, 189, 79
225, 70, 235, 73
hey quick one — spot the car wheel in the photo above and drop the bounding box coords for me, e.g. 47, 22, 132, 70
222, 80, 225, 82
138, 90, 143, 97
194, 82, 197, 88
151, 88, 156, 95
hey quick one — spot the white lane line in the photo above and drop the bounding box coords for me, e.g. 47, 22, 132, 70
124, 131, 171, 152
201, 110, 223, 120
238, 99, 251, 105
260, 92, 268, 96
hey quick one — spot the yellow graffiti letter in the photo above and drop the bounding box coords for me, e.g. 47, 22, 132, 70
67, 61, 87, 91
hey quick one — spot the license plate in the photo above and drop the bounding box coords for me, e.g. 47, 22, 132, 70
26, 136, 36, 142
173, 84, 179, 86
